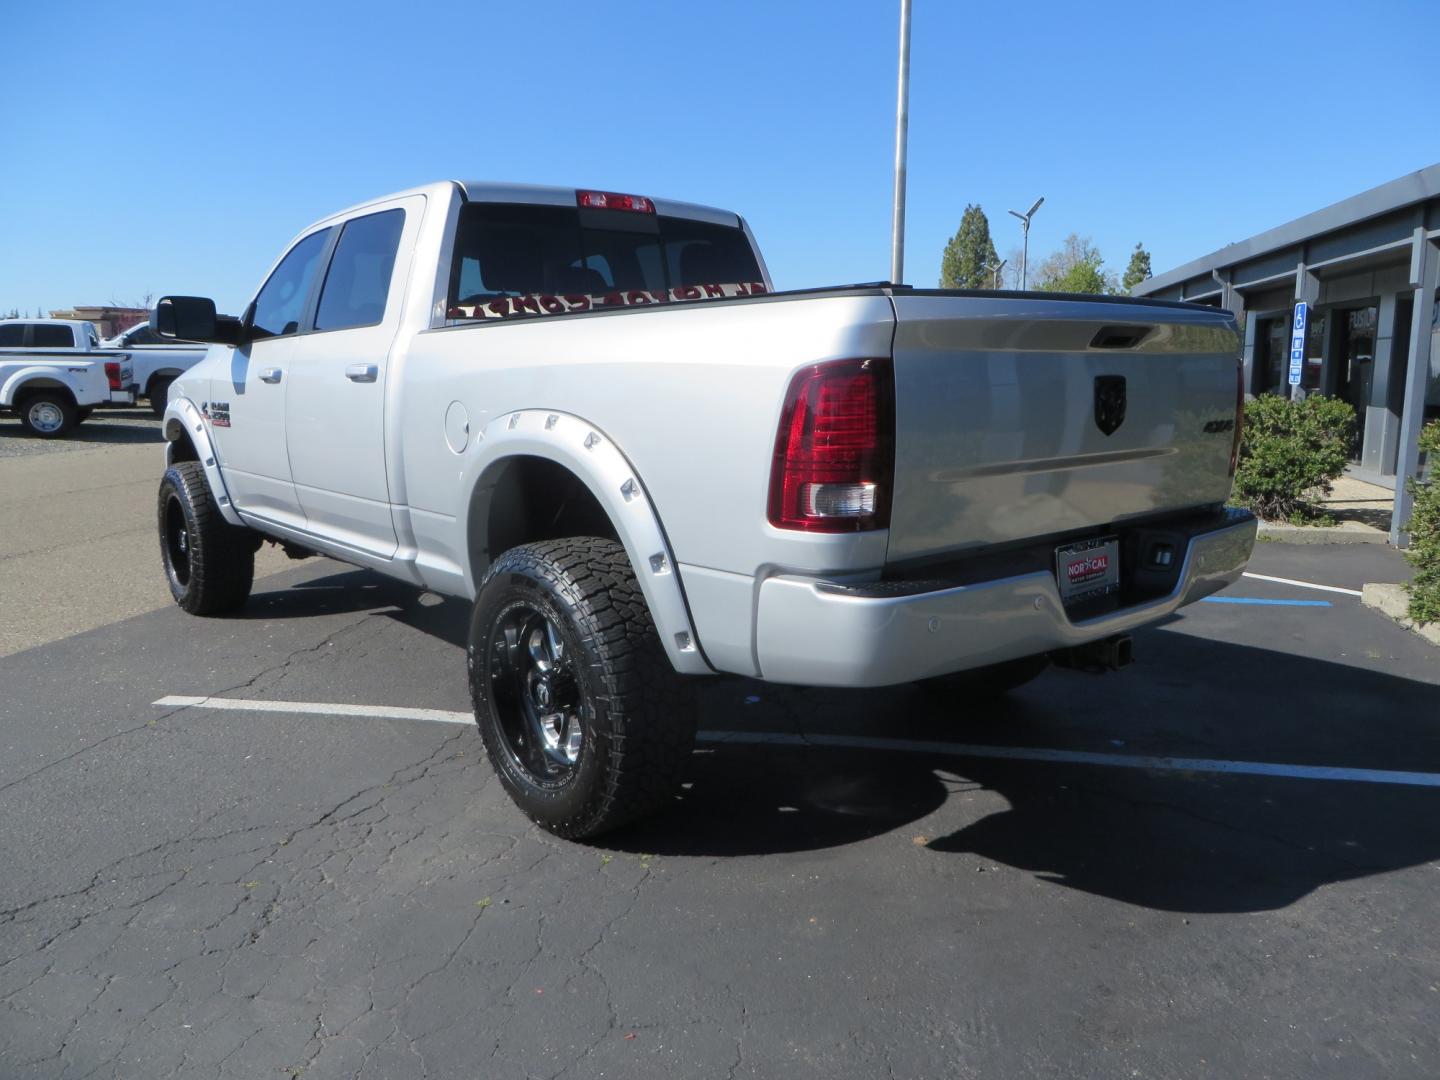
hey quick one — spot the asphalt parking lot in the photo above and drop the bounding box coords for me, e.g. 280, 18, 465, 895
2, 459, 1439, 1077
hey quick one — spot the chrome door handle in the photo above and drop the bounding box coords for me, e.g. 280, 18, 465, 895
345, 363, 379, 383
259, 367, 282, 384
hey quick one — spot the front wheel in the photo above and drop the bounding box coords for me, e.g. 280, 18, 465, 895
158, 461, 255, 615
17, 393, 78, 438
469, 537, 696, 840
148, 376, 174, 418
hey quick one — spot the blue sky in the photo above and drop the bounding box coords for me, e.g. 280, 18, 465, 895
2, 0, 1436, 314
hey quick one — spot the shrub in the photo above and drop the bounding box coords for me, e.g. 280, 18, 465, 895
1405, 420, 1440, 625
1231, 393, 1356, 522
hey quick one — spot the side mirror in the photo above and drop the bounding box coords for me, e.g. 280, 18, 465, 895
152, 296, 243, 345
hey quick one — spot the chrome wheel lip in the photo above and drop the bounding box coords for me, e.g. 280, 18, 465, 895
488, 601, 586, 782
28, 401, 65, 433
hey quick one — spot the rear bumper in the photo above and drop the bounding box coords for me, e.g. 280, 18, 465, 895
753, 508, 1257, 687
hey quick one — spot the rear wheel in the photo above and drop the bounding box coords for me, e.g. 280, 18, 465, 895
17, 393, 77, 438
918, 653, 1051, 700
469, 537, 696, 839
158, 461, 255, 615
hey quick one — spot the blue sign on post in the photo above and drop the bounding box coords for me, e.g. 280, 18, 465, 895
1288, 301, 1308, 386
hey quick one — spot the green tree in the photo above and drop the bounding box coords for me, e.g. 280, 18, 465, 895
1032, 234, 1115, 294
939, 204, 1000, 289
1121, 243, 1152, 293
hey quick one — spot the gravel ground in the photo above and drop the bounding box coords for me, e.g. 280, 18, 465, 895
0, 406, 162, 459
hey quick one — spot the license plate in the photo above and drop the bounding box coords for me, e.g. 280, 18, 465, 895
1056, 537, 1120, 605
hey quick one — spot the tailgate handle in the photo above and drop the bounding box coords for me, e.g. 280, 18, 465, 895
1090, 325, 1152, 349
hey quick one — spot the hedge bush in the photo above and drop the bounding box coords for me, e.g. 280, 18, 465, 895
1405, 420, 1440, 625
1231, 393, 1356, 522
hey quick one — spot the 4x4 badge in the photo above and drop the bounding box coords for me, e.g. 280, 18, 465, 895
1094, 375, 1126, 436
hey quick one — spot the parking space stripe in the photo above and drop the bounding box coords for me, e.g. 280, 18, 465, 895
155, 695, 1440, 790
698, 732, 1440, 787
153, 695, 474, 725
1201, 597, 1332, 607
1242, 572, 1364, 597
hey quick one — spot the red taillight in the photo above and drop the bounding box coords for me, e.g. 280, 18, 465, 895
768, 358, 895, 532
104, 361, 123, 390
576, 189, 655, 214
1229, 361, 1245, 476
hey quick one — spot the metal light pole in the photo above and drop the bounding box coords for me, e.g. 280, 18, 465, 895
889, 0, 912, 285
987, 258, 1007, 289
1008, 196, 1044, 290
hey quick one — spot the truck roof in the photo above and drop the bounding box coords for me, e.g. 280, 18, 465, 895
0, 318, 93, 328
459, 181, 742, 228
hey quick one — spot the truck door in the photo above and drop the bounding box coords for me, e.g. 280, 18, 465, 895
283, 197, 419, 558
210, 226, 332, 531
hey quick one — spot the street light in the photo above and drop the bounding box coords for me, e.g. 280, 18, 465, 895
985, 258, 1008, 290
1007, 196, 1044, 290
889, 0, 912, 285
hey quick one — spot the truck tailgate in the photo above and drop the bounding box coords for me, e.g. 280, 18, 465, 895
886, 293, 1241, 564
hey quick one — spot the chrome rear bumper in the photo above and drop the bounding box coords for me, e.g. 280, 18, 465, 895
754, 509, 1257, 687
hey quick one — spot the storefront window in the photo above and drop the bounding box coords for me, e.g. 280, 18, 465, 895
1301, 310, 1326, 390
1255, 315, 1287, 395
1335, 305, 1378, 460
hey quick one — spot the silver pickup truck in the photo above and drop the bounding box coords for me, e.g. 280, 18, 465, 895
152, 181, 1255, 837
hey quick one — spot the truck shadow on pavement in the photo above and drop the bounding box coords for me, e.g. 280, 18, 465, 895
248, 567, 1440, 915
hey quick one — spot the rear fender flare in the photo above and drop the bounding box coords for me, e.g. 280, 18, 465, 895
163, 397, 244, 527
1, 368, 85, 408
463, 410, 711, 675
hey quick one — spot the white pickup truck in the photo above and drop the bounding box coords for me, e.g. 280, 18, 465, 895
152, 181, 1255, 838
0, 319, 136, 437
105, 322, 208, 416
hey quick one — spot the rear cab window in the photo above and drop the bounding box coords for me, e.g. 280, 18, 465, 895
32, 325, 77, 348
447, 202, 765, 321
0, 324, 24, 346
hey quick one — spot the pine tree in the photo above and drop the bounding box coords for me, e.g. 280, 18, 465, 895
1121, 243, 1153, 293
939, 205, 1000, 289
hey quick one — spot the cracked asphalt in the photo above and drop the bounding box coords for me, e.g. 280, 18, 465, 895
2, 543, 1439, 1078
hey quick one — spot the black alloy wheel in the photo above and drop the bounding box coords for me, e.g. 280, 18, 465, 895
469, 537, 696, 839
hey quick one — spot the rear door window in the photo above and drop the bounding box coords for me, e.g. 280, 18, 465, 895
250, 228, 332, 339
0, 324, 24, 346
448, 203, 764, 320
314, 209, 405, 332
32, 325, 76, 348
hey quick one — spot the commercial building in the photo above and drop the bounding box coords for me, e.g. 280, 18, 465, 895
47, 305, 149, 339
1132, 165, 1439, 540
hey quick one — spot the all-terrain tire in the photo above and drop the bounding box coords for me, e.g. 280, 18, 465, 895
17, 392, 78, 438
918, 653, 1051, 700
157, 461, 255, 615
469, 537, 697, 839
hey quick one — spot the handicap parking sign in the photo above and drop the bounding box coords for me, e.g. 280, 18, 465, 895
1288, 302, 1309, 385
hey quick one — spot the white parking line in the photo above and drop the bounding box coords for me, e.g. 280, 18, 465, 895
155, 695, 1440, 790
1242, 572, 1364, 597
153, 695, 473, 725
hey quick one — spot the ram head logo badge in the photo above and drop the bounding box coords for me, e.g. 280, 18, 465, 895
1094, 375, 1126, 437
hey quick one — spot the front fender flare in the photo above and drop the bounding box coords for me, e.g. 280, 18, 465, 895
463, 409, 712, 676
163, 397, 245, 527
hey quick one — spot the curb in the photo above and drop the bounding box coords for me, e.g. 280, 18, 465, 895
1362, 583, 1440, 648
1256, 522, 1387, 545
